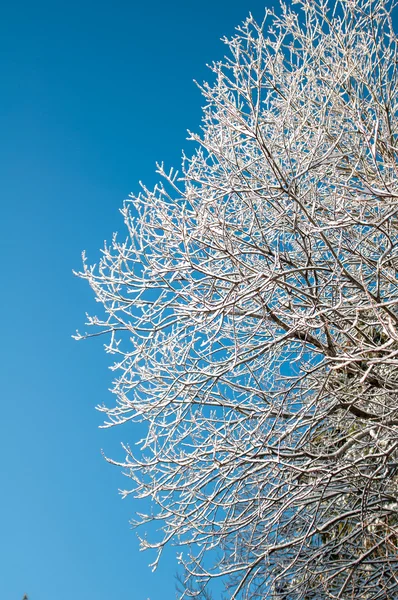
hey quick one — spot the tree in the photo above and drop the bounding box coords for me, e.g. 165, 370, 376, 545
75, 0, 398, 597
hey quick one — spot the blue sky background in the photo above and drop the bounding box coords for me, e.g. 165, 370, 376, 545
0, 1, 272, 599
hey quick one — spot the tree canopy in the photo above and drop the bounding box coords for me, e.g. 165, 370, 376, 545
76, 0, 398, 597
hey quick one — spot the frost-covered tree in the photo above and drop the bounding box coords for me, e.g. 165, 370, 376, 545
76, 0, 398, 597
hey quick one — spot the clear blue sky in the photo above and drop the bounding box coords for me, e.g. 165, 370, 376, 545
0, 1, 271, 599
